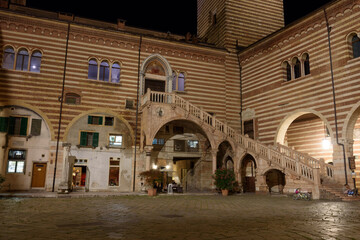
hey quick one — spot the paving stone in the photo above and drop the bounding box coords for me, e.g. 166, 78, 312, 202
0, 194, 360, 239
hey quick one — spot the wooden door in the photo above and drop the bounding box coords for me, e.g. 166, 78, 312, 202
31, 163, 47, 188
245, 177, 256, 192
145, 79, 165, 92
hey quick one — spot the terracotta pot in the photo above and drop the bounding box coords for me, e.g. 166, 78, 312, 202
148, 188, 157, 196
221, 189, 229, 196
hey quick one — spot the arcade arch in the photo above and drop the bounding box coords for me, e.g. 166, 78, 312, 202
275, 111, 334, 163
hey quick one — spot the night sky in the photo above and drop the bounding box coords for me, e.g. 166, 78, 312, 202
25, 0, 333, 35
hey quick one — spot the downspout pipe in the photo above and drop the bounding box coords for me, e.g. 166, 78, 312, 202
236, 41, 243, 134
133, 35, 143, 192
323, 9, 348, 185
52, 22, 71, 192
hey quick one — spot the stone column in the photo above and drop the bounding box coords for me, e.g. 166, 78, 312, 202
144, 145, 153, 171
312, 168, 321, 200
211, 149, 218, 173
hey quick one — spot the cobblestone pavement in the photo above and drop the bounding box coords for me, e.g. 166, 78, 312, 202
1, 194, 360, 240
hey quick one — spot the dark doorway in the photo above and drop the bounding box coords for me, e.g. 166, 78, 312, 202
145, 79, 165, 92
265, 169, 285, 193
241, 155, 256, 193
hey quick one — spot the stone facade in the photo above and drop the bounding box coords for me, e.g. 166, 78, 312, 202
0, 0, 359, 196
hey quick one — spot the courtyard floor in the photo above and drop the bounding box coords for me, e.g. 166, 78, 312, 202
0, 193, 360, 240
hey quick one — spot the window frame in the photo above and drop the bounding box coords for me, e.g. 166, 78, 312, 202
15, 48, 29, 71
79, 131, 99, 148
172, 71, 186, 92
351, 34, 360, 59
2, 46, 15, 70
7, 149, 26, 174
108, 134, 123, 147
29, 50, 42, 73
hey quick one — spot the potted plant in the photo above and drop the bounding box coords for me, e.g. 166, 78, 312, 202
213, 168, 236, 196
139, 169, 162, 196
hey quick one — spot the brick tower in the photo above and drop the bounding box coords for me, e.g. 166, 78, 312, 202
197, 0, 285, 49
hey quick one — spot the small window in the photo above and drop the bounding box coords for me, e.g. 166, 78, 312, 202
243, 119, 254, 139
16, 49, 29, 71
65, 93, 81, 105
152, 138, 164, 145
187, 140, 199, 152
174, 140, 185, 152
2, 46, 15, 69
172, 71, 177, 91
7, 149, 26, 173
80, 131, 99, 148
109, 134, 122, 147
104, 117, 114, 126
88, 115, 103, 125
99, 61, 110, 81
352, 35, 360, 59
30, 119, 42, 136
125, 99, 134, 109
111, 63, 120, 83
88, 59, 98, 80
303, 54, 310, 75
286, 62, 291, 81
30, 51, 42, 73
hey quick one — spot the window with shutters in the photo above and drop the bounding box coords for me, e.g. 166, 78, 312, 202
30, 119, 42, 136
88, 115, 103, 125
8, 116, 28, 136
79, 131, 99, 148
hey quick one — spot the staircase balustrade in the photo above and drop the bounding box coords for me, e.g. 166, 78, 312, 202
142, 90, 335, 184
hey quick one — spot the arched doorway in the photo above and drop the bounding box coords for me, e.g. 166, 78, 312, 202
276, 112, 334, 163
265, 169, 285, 193
150, 120, 212, 192
140, 54, 172, 95
216, 141, 233, 169
241, 154, 256, 193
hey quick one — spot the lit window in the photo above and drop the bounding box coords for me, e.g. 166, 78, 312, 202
187, 140, 199, 152
7, 149, 26, 173
152, 138, 165, 145
109, 134, 122, 147
2, 46, 15, 69
16, 49, 29, 71
99, 61, 110, 81
30, 51, 42, 73
88, 59, 98, 80
352, 35, 360, 59
111, 63, 120, 83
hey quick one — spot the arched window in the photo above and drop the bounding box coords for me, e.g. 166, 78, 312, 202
352, 35, 360, 59
88, 59, 98, 80
2, 46, 15, 69
15, 49, 29, 71
30, 51, 42, 73
303, 53, 310, 75
178, 72, 185, 91
99, 61, 109, 81
293, 58, 301, 79
172, 72, 186, 91
172, 71, 177, 91
65, 93, 81, 105
283, 61, 291, 81
111, 62, 120, 83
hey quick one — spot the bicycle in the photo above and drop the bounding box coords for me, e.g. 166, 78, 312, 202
293, 189, 312, 200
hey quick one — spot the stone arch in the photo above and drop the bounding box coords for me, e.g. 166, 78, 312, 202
238, 153, 257, 193
275, 109, 334, 145
216, 141, 234, 169
63, 108, 135, 144
139, 54, 173, 95
0, 101, 55, 140
148, 117, 216, 150
343, 100, 360, 141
